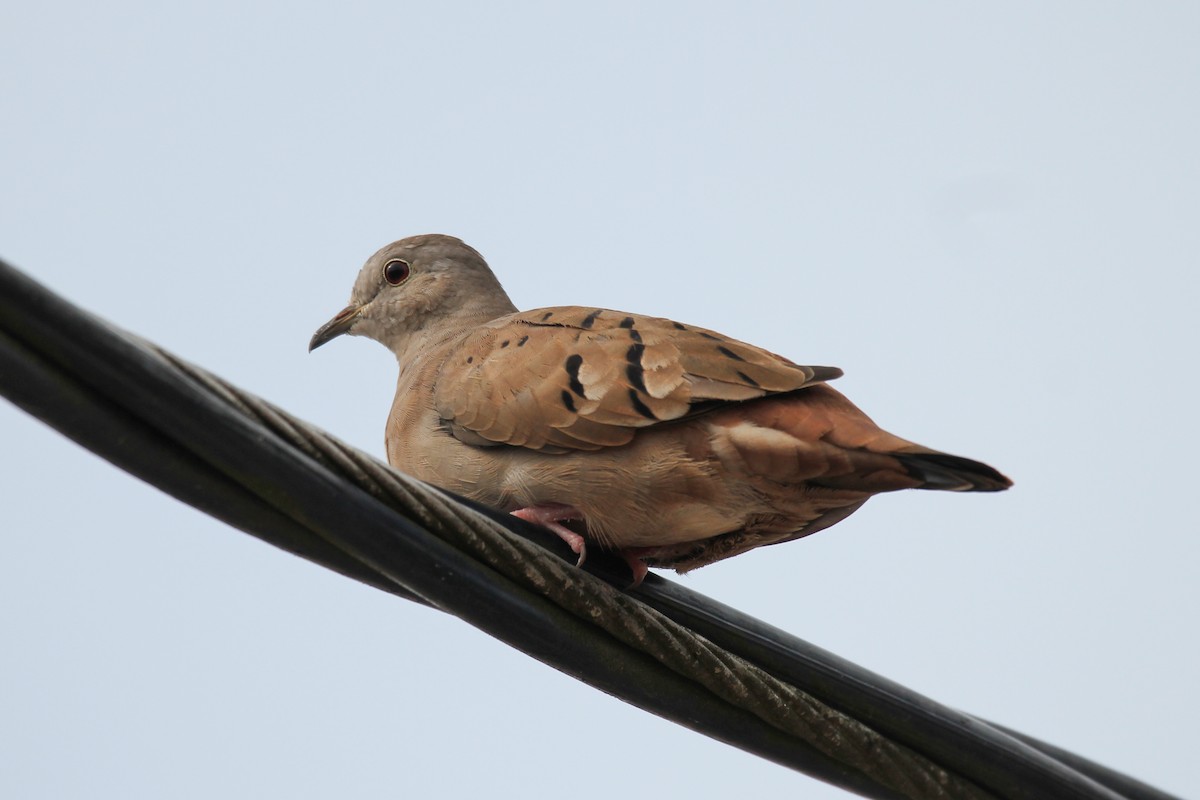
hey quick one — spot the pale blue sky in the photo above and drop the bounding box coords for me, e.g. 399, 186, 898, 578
2, 3, 1197, 798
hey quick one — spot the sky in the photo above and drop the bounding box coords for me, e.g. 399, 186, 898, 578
2, 3, 1197, 798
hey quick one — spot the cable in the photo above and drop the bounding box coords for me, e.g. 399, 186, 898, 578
0, 256, 1177, 800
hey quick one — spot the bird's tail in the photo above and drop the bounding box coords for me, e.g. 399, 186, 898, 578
893, 451, 1012, 492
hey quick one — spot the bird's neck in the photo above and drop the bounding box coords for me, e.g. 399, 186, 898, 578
390, 302, 517, 373
455, 290, 520, 325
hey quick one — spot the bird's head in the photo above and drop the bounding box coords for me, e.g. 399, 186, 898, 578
309, 234, 515, 354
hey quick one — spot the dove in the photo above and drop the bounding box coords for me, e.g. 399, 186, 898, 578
310, 234, 1010, 585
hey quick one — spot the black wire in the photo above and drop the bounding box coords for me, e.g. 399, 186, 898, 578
0, 256, 1180, 800
631, 577, 1164, 800
0, 260, 905, 799
463, 506, 1176, 800
0, 326, 425, 604
990, 726, 1180, 800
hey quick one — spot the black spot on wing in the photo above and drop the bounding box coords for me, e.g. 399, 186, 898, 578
580, 309, 604, 329
561, 390, 577, 412
625, 343, 647, 392
628, 389, 657, 420
672, 321, 687, 330
717, 345, 746, 362
565, 354, 586, 397
466, 356, 474, 364
540, 311, 554, 321
699, 331, 723, 341
617, 315, 642, 341
736, 370, 761, 388
500, 339, 510, 348
517, 335, 529, 347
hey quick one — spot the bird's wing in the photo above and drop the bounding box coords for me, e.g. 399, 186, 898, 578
432, 307, 842, 452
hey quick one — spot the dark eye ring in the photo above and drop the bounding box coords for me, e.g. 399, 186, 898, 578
383, 258, 411, 286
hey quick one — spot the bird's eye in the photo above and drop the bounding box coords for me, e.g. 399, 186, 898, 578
383, 258, 411, 286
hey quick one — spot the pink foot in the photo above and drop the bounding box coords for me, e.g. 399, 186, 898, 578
511, 503, 588, 566
618, 547, 655, 588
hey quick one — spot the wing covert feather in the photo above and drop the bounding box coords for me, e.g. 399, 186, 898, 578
432, 307, 842, 451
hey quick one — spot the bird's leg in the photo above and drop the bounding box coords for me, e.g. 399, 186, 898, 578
511, 503, 588, 566
511, 505, 654, 588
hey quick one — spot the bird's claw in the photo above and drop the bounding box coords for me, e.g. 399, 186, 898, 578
511, 503, 588, 566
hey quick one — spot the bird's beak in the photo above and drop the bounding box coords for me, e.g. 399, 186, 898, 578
309, 304, 363, 351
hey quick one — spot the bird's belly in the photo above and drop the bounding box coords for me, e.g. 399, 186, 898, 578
385, 408, 747, 550
499, 444, 749, 549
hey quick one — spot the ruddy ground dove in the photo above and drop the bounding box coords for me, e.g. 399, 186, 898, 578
310, 234, 1010, 584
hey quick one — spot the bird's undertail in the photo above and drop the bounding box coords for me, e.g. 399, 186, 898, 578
894, 451, 1012, 492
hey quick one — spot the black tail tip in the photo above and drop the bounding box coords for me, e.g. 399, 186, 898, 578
899, 452, 1013, 492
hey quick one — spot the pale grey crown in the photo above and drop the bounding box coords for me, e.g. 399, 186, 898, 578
345, 234, 517, 351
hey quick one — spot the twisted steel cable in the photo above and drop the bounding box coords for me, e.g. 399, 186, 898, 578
1, 256, 1175, 800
